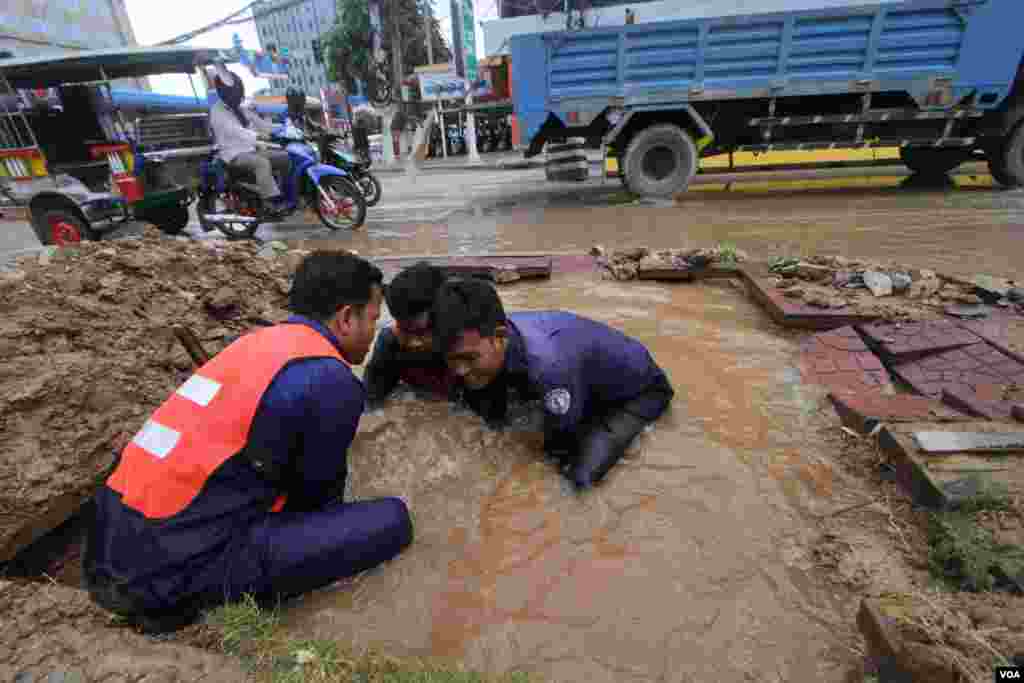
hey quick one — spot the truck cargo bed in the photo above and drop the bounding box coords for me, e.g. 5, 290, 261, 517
512, 0, 1024, 144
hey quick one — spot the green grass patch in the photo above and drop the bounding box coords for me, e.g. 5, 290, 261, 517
715, 243, 740, 265
926, 510, 1024, 593
949, 478, 1012, 514
202, 595, 532, 683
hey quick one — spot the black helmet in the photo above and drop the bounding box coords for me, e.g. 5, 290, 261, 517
214, 66, 245, 110
286, 87, 305, 120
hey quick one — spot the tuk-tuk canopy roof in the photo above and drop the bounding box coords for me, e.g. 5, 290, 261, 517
0, 46, 231, 90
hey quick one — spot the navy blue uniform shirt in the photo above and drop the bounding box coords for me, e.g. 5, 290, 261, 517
486, 311, 666, 444
85, 315, 364, 604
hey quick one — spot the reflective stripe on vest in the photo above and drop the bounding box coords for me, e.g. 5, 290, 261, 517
107, 324, 349, 519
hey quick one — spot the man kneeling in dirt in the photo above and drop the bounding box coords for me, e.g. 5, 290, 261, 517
432, 278, 675, 489
363, 261, 460, 407
84, 252, 413, 633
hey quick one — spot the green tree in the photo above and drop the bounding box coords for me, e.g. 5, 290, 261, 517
323, 0, 450, 98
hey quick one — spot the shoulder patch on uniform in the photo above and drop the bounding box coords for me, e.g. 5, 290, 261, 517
544, 387, 572, 416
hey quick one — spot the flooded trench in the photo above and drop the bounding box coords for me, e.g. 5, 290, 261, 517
280, 272, 863, 682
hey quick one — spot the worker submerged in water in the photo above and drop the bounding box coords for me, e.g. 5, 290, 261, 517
431, 277, 675, 489
363, 261, 459, 407
83, 251, 413, 633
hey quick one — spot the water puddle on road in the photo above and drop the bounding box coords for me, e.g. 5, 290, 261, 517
281, 274, 861, 682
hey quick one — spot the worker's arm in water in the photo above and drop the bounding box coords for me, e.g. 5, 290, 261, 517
246, 358, 364, 512
363, 327, 402, 406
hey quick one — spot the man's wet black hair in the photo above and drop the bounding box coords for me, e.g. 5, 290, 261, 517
288, 251, 383, 322
432, 277, 506, 355
384, 261, 446, 322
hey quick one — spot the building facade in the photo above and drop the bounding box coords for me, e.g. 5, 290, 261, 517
0, 0, 148, 88
252, 0, 336, 98
1, 0, 140, 55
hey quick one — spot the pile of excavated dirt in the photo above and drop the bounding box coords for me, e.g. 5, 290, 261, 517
0, 579, 249, 682
0, 229, 325, 565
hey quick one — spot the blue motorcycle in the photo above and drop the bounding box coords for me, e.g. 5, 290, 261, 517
198, 122, 366, 240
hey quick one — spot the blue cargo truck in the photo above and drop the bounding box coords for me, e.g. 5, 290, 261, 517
511, 0, 1024, 196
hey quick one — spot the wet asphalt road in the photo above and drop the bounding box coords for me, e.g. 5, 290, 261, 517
2, 162, 1022, 280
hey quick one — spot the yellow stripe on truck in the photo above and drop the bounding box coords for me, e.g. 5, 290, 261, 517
701, 147, 901, 169
606, 147, 903, 175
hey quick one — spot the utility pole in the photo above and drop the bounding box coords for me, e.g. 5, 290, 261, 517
389, 0, 405, 101
424, 0, 435, 65
454, 0, 481, 164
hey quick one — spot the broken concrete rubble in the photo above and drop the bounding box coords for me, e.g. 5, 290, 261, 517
593, 245, 746, 282
863, 271, 893, 297
891, 273, 912, 294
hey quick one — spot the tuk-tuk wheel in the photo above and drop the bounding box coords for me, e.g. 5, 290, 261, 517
147, 204, 191, 236
39, 210, 96, 247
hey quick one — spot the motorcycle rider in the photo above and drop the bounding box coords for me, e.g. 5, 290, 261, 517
207, 63, 292, 216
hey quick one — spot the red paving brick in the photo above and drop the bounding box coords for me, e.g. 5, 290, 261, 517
892, 341, 1024, 399
955, 312, 1024, 364
856, 319, 981, 361
829, 392, 967, 435
800, 326, 893, 396
744, 276, 883, 331
940, 387, 1017, 421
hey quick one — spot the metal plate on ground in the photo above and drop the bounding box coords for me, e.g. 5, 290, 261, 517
912, 431, 1024, 454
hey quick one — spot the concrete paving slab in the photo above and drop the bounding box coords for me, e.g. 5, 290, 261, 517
955, 313, 1024, 365
912, 431, 1024, 454
892, 341, 1024, 400
878, 421, 1024, 509
941, 387, 1018, 422
857, 320, 982, 361
829, 392, 967, 435
744, 275, 884, 331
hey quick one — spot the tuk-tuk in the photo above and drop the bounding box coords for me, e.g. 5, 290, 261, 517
0, 47, 226, 245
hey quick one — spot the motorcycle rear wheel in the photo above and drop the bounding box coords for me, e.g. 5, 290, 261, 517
358, 173, 382, 207
198, 192, 259, 241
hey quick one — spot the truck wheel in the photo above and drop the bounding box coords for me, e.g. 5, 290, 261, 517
34, 209, 97, 246
992, 121, 1024, 188
623, 124, 698, 197
899, 146, 968, 176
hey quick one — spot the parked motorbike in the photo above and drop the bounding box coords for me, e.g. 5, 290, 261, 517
317, 133, 382, 207
477, 121, 493, 153
198, 123, 366, 240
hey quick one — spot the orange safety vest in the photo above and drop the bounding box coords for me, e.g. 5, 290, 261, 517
107, 324, 350, 520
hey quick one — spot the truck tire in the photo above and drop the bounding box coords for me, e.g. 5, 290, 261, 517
992, 121, 1024, 188
899, 146, 968, 176
623, 124, 698, 197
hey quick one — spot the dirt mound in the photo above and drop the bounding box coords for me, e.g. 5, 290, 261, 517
0, 230, 319, 563
0, 579, 249, 682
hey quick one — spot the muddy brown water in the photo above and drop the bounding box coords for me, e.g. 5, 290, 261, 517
281, 273, 866, 682
299, 183, 1024, 283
